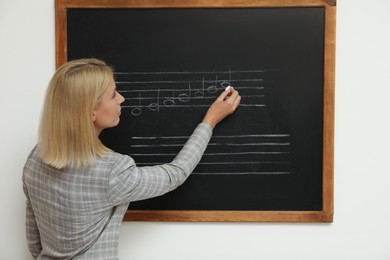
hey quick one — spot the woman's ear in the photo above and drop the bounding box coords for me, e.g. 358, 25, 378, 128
92, 111, 97, 122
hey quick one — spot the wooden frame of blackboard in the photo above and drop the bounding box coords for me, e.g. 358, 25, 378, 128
55, 0, 335, 222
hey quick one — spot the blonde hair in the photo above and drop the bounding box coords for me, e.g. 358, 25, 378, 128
39, 58, 113, 169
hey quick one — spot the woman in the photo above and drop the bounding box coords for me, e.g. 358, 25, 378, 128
23, 58, 241, 259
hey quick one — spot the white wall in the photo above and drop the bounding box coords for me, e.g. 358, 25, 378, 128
1, 0, 389, 259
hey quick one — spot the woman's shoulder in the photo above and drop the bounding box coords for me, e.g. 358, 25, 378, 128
95, 150, 136, 173
24, 145, 41, 169
99, 150, 129, 163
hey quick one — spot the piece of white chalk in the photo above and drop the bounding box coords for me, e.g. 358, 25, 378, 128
225, 85, 232, 92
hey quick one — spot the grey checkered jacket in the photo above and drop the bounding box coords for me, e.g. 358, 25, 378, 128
23, 123, 212, 259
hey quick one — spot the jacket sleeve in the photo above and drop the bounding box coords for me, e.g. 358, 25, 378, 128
23, 181, 42, 258
108, 122, 212, 205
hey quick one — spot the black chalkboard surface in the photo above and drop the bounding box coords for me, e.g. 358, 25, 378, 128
57, 0, 335, 222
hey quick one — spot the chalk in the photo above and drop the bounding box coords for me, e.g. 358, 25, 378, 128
225, 85, 232, 92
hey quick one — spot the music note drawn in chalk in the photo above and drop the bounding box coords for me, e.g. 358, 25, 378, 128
178, 82, 191, 102
207, 75, 218, 93
131, 93, 142, 116
148, 89, 160, 112
163, 89, 175, 107
194, 78, 205, 98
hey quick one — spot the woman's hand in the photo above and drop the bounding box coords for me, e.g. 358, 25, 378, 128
202, 87, 241, 129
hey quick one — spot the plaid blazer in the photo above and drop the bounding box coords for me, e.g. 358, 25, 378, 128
23, 123, 212, 259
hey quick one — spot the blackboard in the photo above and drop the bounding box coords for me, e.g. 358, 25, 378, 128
56, 0, 335, 222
